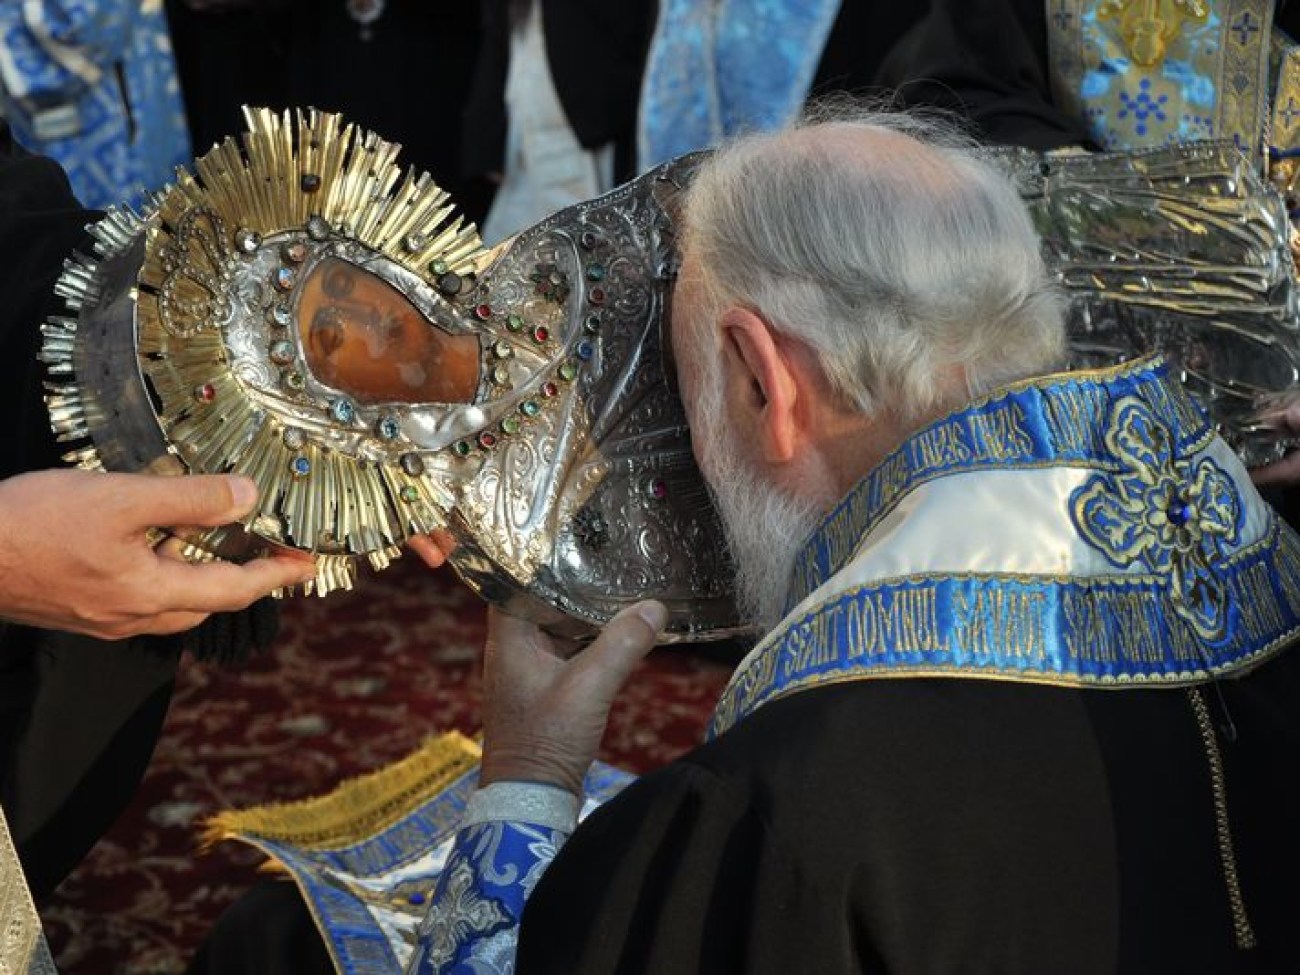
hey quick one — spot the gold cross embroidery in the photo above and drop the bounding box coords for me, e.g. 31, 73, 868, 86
1097, 0, 1210, 67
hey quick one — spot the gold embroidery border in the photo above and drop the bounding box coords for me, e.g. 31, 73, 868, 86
1271, 40, 1300, 150
0, 805, 54, 974
716, 514, 1300, 736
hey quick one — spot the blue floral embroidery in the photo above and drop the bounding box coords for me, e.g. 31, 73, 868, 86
1117, 78, 1170, 136
408, 820, 569, 975
412, 856, 511, 973
1071, 396, 1242, 641
1069, 5, 1227, 150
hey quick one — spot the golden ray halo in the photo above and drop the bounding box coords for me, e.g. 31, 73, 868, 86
43, 107, 487, 595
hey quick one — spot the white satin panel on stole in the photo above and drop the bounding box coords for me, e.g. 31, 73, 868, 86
734, 434, 1275, 674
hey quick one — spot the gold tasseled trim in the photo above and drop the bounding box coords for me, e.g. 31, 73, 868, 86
202, 731, 481, 852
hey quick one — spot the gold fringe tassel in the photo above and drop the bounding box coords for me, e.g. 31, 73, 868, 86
201, 731, 481, 853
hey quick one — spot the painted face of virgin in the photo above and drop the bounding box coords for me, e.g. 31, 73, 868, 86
298, 257, 481, 405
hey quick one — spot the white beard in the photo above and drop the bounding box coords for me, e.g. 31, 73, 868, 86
690, 357, 823, 635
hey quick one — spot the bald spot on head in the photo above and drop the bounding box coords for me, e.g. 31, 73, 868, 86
678, 109, 1065, 426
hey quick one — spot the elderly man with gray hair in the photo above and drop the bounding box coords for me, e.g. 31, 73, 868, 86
200, 108, 1300, 975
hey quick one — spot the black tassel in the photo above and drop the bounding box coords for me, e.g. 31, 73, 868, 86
182, 598, 281, 667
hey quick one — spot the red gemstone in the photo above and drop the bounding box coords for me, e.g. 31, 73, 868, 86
478, 431, 498, 449
541, 381, 559, 398
532, 326, 550, 343
194, 383, 216, 404
475, 303, 493, 320
588, 286, 607, 305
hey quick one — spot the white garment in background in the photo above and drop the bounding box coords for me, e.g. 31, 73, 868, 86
481, 1, 614, 246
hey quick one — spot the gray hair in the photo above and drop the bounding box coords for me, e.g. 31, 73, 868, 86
679, 107, 1066, 420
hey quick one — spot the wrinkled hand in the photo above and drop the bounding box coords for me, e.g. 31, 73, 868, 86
479, 601, 670, 795
0, 469, 316, 639
1251, 401, 1300, 488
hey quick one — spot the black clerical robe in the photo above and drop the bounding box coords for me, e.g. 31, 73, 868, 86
517, 652, 1300, 974
0, 126, 277, 899
194, 646, 1300, 974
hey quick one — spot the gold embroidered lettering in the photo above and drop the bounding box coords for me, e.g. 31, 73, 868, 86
1142, 376, 1206, 440
1063, 590, 1119, 663
1043, 384, 1106, 455
888, 588, 944, 654
966, 403, 1035, 463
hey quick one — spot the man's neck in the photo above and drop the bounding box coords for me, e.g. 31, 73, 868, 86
813, 405, 946, 506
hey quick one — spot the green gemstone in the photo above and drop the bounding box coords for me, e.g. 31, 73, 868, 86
584, 314, 601, 334
501, 416, 522, 435
586, 263, 606, 281
506, 313, 525, 332
429, 259, 449, 275
399, 485, 419, 503
452, 440, 472, 457
558, 361, 578, 382
520, 400, 540, 418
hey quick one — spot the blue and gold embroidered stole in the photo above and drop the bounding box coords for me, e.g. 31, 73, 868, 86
709, 360, 1300, 738
1044, 0, 1300, 158
206, 733, 633, 973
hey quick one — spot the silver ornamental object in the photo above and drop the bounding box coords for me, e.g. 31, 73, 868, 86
991, 141, 1300, 467
41, 108, 740, 641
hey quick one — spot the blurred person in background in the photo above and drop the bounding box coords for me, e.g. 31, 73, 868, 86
638, 0, 929, 170
464, 0, 656, 245
0, 0, 190, 209
165, 0, 491, 223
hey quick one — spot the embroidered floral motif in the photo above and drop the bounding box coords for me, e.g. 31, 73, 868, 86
408, 815, 577, 975
1053, 0, 1256, 151
1071, 396, 1241, 640
413, 856, 511, 973
1117, 78, 1170, 137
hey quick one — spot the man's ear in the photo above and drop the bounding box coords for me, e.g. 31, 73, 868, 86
719, 306, 801, 464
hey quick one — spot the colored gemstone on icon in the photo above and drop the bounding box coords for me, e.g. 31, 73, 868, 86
330, 399, 357, 424
235, 228, 261, 254
269, 340, 295, 365
377, 415, 401, 440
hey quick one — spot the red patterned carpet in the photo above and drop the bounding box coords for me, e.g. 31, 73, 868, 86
40, 558, 734, 974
